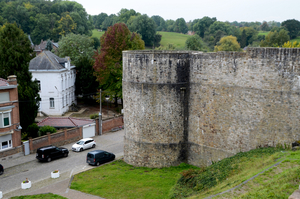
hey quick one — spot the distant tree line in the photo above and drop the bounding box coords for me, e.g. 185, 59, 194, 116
0, 0, 94, 44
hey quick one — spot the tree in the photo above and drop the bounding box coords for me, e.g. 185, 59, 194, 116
240, 29, 247, 48
57, 33, 94, 65
0, 23, 40, 132
93, 23, 145, 104
55, 12, 77, 36
260, 29, 290, 47
91, 37, 100, 50
174, 18, 188, 34
214, 35, 241, 52
281, 19, 300, 39
75, 55, 98, 101
239, 27, 258, 47
282, 41, 300, 48
46, 40, 53, 51
185, 34, 207, 51
260, 21, 269, 31
193, 16, 217, 38
129, 14, 157, 46
93, 13, 108, 29
117, 8, 139, 24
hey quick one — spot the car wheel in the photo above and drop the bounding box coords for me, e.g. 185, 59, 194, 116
80, 148, 83, 152
64, 153, 68, 157
92, 144, 95, 148
96, 162, 100, 166
47, 157, 51, 162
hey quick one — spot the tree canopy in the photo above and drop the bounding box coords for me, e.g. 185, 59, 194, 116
0, 23, 40, 132
259, 29, 290, 47
214, 35, 241, 52
57, 33, 95, 65
185, 35, 207, 51
93, 23, 145, 101
281, 19, 300, 39
129, 14, 157, 46
0, 0, 93, 44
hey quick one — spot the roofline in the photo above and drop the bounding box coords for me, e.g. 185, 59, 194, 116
29, 67, 75, 73
0, 85, 18, 90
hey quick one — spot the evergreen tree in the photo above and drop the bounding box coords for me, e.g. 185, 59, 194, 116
0, 23, 40, 132
46, 40, 53, 51
240, 29, 247, 48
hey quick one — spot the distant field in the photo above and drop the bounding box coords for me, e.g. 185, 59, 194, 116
258, 31, 269, 36
158, 31, 192, 49
92, 29, 104, 39
290, 36, 300, 43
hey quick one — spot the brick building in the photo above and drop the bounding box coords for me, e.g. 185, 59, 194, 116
0, 75, 22, 152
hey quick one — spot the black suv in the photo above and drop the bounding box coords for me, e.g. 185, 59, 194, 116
36, 145, 69, 162
0, 164, 3, 175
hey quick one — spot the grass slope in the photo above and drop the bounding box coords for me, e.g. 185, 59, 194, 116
68, 147, 300, 199
71, 160, 199, 199
290, 36, 300, 43
158, 31, 192, 49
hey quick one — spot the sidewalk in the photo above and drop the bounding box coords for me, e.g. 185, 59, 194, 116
1, 131, 124, 199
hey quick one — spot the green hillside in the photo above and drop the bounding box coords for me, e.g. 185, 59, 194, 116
92, 29, 105, 39
158, 31, 192, 49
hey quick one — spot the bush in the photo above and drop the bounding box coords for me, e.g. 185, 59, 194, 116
39, 125, 57, 136
26, 123, 40, 138
90, 113, 99, 119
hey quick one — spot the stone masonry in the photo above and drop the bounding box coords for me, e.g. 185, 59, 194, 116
123, 48, 300, 168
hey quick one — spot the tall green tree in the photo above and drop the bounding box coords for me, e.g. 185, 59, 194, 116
193, 16, 217, 38
129, 14, 157, 46
75, 55, 98, 101
0, 23, 40, 132
57, 33, 94, 65
281, 19, 300, 39
93, 23, 145, 103
174, 18, 188, 34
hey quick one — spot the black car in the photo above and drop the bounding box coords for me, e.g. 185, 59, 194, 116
36, 145, 69, 162
86, 150, 115, 166
0, 164, 3, 175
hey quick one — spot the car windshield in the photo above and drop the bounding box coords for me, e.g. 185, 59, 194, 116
76, 141, 84, 145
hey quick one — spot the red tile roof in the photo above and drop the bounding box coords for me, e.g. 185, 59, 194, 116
0, 78, 8, 87
37, 117, 95, 127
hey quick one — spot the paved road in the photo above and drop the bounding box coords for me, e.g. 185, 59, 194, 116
0, 130, 124, 198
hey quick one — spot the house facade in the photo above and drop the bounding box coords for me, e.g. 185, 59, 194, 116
29, 51, 76, 116
0, 75, 22, 152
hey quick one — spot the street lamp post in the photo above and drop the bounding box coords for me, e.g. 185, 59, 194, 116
99, 89, 102, 136
105, 96, 109, 113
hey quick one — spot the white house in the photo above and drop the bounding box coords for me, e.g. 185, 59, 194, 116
29, 51, 76, 116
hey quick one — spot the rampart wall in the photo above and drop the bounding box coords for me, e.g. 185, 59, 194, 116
123, 48, 300, 167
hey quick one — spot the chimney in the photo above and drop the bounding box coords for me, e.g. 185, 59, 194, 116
7, 75, 17, 85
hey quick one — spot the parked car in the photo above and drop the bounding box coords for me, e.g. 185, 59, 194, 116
72, 138, 96, 152
0, 164, 3, 175
86, 150, 115, 166
36, 145, 69, 162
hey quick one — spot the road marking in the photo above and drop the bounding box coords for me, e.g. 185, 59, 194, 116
65, 188, 69, 193
82, 166, 86, 170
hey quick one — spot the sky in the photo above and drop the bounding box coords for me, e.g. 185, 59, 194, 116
73, 0, 299, 23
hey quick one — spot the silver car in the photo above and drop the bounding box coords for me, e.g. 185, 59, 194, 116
72, 138, 96, 152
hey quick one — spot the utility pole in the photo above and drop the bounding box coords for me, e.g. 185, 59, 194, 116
99, 89, 102, 136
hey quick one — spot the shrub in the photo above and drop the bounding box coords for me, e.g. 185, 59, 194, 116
39, 125, 57, 136
26, 123, 40, 138
90, 113, 99, 119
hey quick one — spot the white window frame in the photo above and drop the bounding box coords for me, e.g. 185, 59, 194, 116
0, 110, 12, 128
0, 140, 12, 150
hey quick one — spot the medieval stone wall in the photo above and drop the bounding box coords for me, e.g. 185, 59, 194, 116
123, 48, 300, 168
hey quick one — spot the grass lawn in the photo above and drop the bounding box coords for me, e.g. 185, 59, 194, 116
92, 29, 105, 39
11, 193, 66, 199
258, 31, 269, 36
158, 31, 192, 49
70, 159, 199, 199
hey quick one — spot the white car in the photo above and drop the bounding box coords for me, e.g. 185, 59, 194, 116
72, 138, 96, 152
